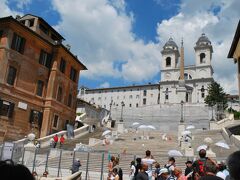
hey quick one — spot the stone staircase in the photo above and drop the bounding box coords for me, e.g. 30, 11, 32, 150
39, 130, 188, 178
111, 104, 211, 131
191, 129, 238, 159
26, 127, 239, 179
60, 127, 104, 150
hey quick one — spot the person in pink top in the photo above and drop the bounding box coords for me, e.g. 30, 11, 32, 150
174, 167, 190, 180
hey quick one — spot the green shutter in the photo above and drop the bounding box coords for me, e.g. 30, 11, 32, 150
29, 110, 34, 123
20, 37, 26, 54
39, 50, 44, 64
8, 102, 15, 118
38, 112, 43, 128
11, 33, 17, 50
46, 53, 52, 69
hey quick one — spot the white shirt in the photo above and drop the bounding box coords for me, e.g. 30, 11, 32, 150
130, 165, 136, 176
142, 158, 156, 177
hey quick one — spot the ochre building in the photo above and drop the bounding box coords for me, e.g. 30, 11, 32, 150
228, 20, 240, 102
0, 14, 87, 141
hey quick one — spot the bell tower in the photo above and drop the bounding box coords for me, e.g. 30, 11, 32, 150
161, 38, 180, 81
194, 33, 213, 66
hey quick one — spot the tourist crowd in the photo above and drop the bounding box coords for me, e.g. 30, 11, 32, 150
107, 149, 240, 180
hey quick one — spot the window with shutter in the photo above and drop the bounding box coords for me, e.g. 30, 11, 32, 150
8, 103, 15, 118
29, 110, 43, 129
38, 112, 43, 128
59, 58, 66, 73
0, 100, 14, 118
39, 50, 52, 69
57, 86, 63, 102
11, 33, 26, 54
70, 67, 77, 82
53, 115, 59, 128
7, 66, 17, 85
68, 94, 72, 107
36, 80, 44, 96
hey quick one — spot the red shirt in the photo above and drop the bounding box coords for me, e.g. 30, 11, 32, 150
53, 135, 58, 142
60, 136, 65, 143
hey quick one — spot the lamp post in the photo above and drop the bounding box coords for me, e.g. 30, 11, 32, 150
210, 102, 215, 121
109, 100, 113, 120
120, 101, 125, 122
180, 100, 184, 123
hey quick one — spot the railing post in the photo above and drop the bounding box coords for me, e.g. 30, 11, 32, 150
0, 142, 5, 160
72, 150, 76, 165
57, 149, 62, 177
133, 154, 136, 162
85, 152, 90, 180
32, 148, 37, 173
44, 150, 50, 173
21, 147, 25, 165
11, 143, 15, 162
100, 152, 105, 180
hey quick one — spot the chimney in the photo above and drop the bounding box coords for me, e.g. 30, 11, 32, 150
15, 15, 21, 21
66, 44, 71, 50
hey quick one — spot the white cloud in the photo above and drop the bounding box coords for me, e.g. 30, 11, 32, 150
156, 0, 240, 94
99, 82, 110, 88
14, 0, 32, 9
52, 0, 161, 83
0, 0, 22, 17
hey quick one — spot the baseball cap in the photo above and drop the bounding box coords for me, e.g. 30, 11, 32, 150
158, 168, 169, 176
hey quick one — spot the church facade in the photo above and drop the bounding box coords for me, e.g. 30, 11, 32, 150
79, 33, 214, 110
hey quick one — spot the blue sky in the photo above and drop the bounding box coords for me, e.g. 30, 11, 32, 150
0, 0, 239, 93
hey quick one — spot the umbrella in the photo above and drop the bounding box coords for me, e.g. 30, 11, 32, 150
215, 141, 230, 149
181, 130, 191, 136
147, 125, 156, 130
102, 130, 111, 136
186, 125, 195, 130
132, 122, 140, 126
138, 125, 149, 129
168, 150, 183, 157
196, 144, 208, 152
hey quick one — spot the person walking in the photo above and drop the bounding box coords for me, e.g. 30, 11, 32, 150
59, 134, 65, 148
192, 149, 218, 179
134, 158, 142, 178
136, 163, 149, 180
142, 150, 156, 180
153, 163, 161, 180
164, 157, 175, 177
174, 168, 187, 180
129, 160, 136, 180
53, 134, 58, 148
184, 161, 193, 180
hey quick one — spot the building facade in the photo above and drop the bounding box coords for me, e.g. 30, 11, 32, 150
0, 14, 86, 140
228, 20, 240, 101
79, 33, 214, 109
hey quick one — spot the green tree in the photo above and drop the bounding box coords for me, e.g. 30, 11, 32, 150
204, 80, 228, 110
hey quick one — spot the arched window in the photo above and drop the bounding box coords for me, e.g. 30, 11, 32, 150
201, 86, 205, 98
166, 57, 171, 67
165, 88, 169, 100
200, 53, 206, 64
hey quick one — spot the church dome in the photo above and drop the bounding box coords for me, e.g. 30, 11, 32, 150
196, 33, 211, 46
163, 37, 178, 50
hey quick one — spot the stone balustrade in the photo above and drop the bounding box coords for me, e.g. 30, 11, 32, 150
210, 114, 234, 130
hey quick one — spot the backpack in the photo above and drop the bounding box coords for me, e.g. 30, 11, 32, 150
164, 164, 174, 176
194, 159, 207, 177
118, 167, 123, 180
